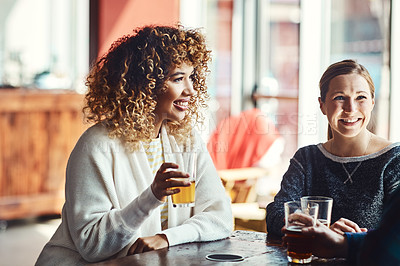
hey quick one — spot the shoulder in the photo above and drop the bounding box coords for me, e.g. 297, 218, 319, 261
289, 144, 324, 169
293, 144, 323, 159
370, 135, 395, 153
79, 123, 110, 141
378, 143, 400, 165
367, 142, 400, 160
385, 143, 400, 155
72, 123, 123, 155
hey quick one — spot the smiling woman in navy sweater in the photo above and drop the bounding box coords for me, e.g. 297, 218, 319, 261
266, 59, 400, 236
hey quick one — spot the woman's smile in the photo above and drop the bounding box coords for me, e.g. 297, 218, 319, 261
173, 99, 190, 111
339, 117, 362, 126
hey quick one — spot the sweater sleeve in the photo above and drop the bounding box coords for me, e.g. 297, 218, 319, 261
344, 232, 367, 264
64, 131, 162, 262
266, 151, 307, 236
382, 153, 400, 200
357, 185, 400, 265
161, 132, 234, 246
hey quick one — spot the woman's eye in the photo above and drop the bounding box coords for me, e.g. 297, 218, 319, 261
357, 95, 367, 100
333, 95, 344, 100
174, 77, 183, 82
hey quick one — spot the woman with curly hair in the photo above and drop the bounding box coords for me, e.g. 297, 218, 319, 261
36, 25, 233, 265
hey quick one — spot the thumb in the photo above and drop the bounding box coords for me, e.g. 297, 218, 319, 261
128, 241, 138, 256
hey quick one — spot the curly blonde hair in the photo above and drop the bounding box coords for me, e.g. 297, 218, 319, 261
84, 25, 211, 151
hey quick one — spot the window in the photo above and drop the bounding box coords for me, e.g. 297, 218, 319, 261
0, 0, 89, 91
254, 0, 300, 160
330, 0, 391, 138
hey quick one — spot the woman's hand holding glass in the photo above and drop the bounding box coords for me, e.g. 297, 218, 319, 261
150, 162, 191, 202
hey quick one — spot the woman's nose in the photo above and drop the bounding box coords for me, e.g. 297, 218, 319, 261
344, 99, 356, 112
184, 78, 195, 96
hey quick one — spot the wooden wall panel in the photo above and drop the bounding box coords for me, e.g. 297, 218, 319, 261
0, 89, 87, 220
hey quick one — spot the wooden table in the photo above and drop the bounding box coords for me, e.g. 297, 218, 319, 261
91, 230, 349, 265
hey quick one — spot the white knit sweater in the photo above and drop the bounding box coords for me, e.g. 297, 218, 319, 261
36, 123, 233, 265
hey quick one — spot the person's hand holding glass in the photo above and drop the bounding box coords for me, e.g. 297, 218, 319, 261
161, 151, 197, 207
283, 200, 319, 264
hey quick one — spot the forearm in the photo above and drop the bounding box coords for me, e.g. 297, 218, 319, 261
266, 154, 307, 235
266, 204, 285, 236
165, 164, 233, 245
266, 169, 306, 235
68, 186, 162, 262
164, 194, 233, 246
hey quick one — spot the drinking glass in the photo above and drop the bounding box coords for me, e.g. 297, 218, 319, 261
166, 151, 196, 207
284, 200, 318, 264
301, 196, 333, 227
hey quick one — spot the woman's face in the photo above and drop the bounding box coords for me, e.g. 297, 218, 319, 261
319, 73, 374, 139
153, 62, 195, 132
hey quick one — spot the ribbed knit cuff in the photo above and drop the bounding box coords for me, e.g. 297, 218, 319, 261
344, 232, 367, 263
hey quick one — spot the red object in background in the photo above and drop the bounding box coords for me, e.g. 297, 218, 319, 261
96, 0, 179, 59
207, 108, 280, 170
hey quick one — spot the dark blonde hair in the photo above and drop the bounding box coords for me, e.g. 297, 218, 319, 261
84, 25, 211, 150
319, 59, 375, 139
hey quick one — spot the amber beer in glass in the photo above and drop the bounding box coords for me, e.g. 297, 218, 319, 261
285, 225, 314, 262
284, 201, 318, 264
168, 152, 197, 207
171, 179, 195, 206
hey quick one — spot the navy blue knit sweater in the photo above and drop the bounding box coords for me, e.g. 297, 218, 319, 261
266, 143, 400, 236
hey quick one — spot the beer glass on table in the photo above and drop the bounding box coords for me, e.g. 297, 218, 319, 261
284, 200, 318, 264
301, 196, 333, 227
166, 151, 197, 207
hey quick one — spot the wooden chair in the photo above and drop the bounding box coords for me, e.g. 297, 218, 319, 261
207, 109, 283, 232
218, 167, 269, 232
218, 167, 268, 203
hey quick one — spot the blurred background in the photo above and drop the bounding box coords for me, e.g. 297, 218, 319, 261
0, 0, 399, 264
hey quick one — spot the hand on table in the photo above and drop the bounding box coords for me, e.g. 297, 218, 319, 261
128, 234, 169, 255
330, 218, 368, 235
151, 163, 191, 202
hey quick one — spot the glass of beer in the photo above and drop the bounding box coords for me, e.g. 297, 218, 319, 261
284, 200, 318, 264
301, 196, 333, 227
168, 151, 196, 207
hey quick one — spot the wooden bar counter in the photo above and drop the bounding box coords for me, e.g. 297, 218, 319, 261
0, 88, 87, 220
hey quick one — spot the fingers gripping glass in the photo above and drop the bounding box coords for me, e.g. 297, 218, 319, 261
166, 152, 197, 207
